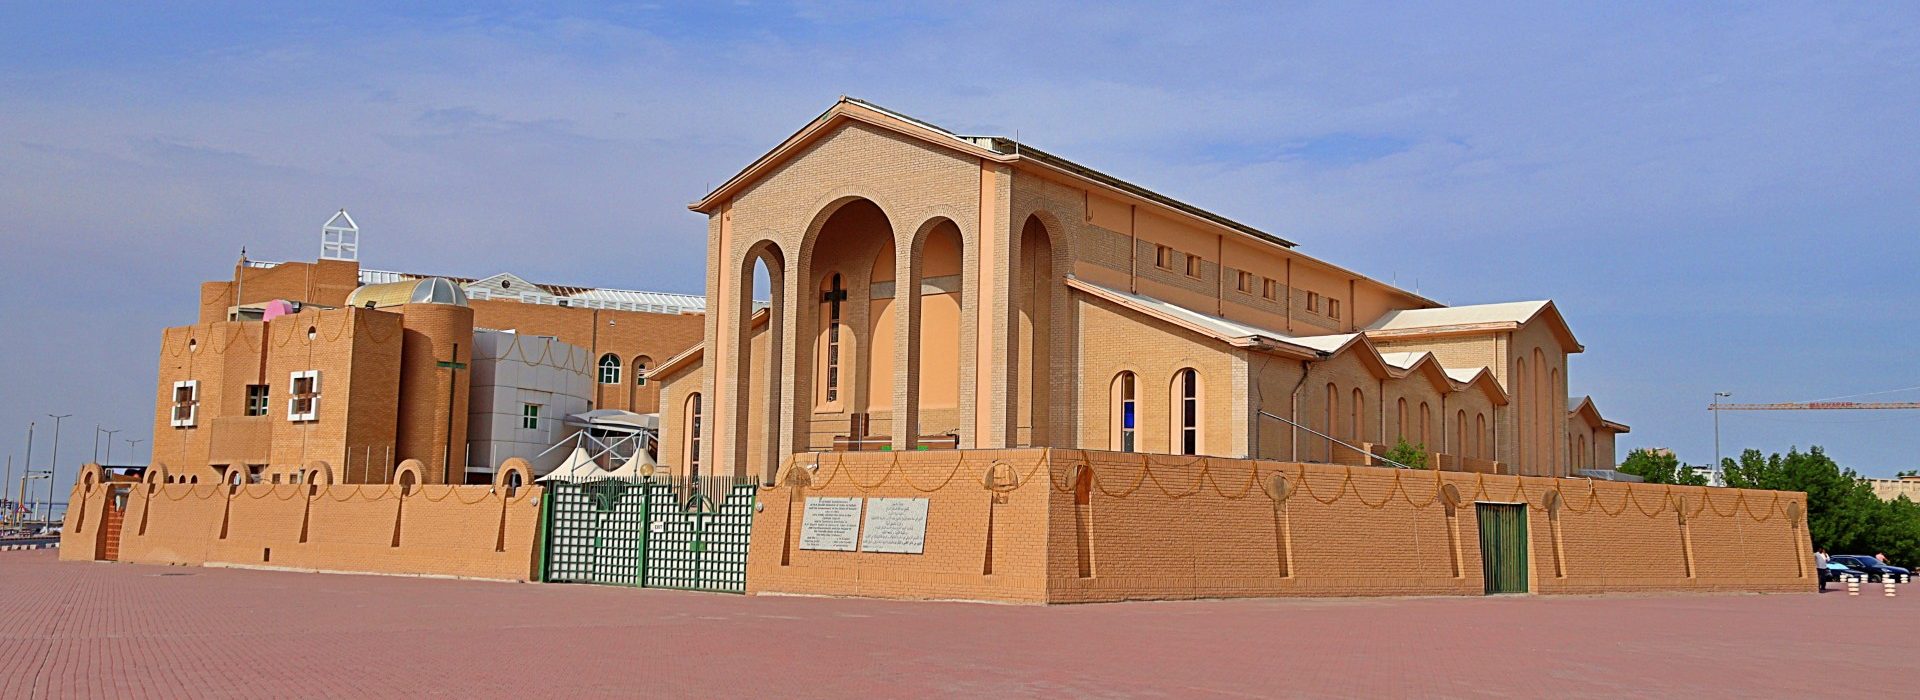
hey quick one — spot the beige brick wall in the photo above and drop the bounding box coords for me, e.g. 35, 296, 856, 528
745, 450, 1815, 603
64, 478, 542, 581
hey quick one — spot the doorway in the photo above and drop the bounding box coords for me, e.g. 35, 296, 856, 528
1476, 502, 1528, 594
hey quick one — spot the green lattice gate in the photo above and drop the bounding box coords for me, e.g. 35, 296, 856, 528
643, 483, 756, 593
542, 480, 650, 586
539, 479, 756, 594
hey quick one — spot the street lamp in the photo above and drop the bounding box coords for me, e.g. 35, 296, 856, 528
24, 470, 51, 529
1712, 392, 1732, 482
101, 429, 121, 465
46, 414, 70, 529
125, 438, 145, 465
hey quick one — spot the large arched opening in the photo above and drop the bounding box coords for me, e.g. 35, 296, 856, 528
732, 239, 785, 484
1014, 214, 1057, 447
796, 198, 896, 452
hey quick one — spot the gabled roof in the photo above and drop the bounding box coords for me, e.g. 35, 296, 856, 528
1569, 395, 1630, 433
1448, 367, 1512, 406
1069, 277, 1469, 385
690, 97, 1296, 249
1379, 351, 1457, 394
1363, 299, 1582, 352
1066, 277, 1319, 358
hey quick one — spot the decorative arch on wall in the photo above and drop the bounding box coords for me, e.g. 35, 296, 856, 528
1015, 214, 1060, 448
394, 459, 426, 494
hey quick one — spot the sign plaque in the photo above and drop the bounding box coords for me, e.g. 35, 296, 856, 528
798, 497, 862, 551
859, 497, 929, 554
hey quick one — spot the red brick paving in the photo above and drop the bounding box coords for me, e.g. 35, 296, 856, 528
2, 550, 1912, 698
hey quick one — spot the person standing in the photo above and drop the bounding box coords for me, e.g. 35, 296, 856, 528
1876, 552, 1889, 564
1816, 549, 1831, 591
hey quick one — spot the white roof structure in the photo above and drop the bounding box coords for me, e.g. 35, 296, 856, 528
535, 445, 657, 482
1364, 300, 1552, 332
242, 260, 706, 315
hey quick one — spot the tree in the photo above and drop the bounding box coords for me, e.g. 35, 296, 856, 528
1899, 469, 1918, 478
1383, 438, 1429, 469
1617, 448, 1706, 485
1724, 446, 1918, 565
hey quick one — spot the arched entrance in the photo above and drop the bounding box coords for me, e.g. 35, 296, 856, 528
795, 198, 897, 453
731, 240, 785, 484
1014, 214, 1057, 447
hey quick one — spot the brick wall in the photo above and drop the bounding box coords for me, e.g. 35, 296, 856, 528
61, 476, 542, 581
745, 449, 1814, 604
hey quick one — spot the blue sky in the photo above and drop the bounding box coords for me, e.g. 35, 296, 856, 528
3, 2, 1918, 496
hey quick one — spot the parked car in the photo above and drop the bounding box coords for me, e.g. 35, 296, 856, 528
1832, 555, 1909, 582
1822, 561, 1868, 584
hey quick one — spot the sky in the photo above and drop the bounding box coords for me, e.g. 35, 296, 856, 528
3, 2, 1918, 502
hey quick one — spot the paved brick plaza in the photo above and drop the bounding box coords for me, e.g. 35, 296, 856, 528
2, 551, 1912, 698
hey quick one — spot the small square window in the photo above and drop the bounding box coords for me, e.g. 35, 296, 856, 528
1307, 292, 1321, 313
1329, 298, 1342, 320
171, 380, 200, 427
1184, 254, 1203, 279
1236, 271, 1254, 293
287, 370, 320, 422
522, 403, 542, 431
1154, 245, 1174, 270
245, 385, 269, 417
1262, 278, 1278, 301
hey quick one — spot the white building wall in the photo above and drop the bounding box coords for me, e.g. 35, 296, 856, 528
466, 329, 593, 478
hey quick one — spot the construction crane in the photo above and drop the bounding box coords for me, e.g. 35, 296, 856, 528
1709, 402, 1920, 411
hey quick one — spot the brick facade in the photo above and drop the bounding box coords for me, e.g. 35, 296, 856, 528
747, 450, 1813, 603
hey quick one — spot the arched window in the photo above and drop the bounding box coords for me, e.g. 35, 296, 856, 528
1456, 410, 1467, 456
1396, 398, 1408, 442
598, 353, 621, 384
1419, 401, 1432, 447
1476, 413, 1488, 459
1350, 388, 1365, 445
1174, 369, 1200, 455
1324, 383, 1339, 461
822, 273, 845, 403
684, 392, 704, 479
1112, 371, 1138, 452
633, 355, 652, 386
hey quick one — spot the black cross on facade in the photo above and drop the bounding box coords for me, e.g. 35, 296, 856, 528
821, 274, 846, 402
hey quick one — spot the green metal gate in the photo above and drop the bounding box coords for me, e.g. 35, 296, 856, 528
540, 478, 756, 594
643, 483, 756, 593
1477, 502, 1530, 595
542, 480, 650, 586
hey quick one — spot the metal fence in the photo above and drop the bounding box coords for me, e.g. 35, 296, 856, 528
539, 476, 757, 594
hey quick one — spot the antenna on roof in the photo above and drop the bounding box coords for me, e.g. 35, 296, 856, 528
321, 209, 359, 262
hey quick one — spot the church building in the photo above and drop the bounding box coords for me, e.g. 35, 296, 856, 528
652, 98, 1628, 484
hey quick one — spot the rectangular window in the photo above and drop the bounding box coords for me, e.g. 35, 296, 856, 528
287, 370, 320, 422
1184, 254, 1203, 279
170, 380, 199, 428
1154, 245, 1174, 270
1329, 298, 1342, 320
1235, 271, 1253, 293
1261, 278, 1278, 301
1307, 292, 1321, 313
244, 384, 269, 417
521, 403, 542, 430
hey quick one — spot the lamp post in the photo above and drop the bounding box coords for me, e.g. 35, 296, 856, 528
1712, 392, 1732, 483
24, 471, 50, 530
15, 422, 31, 523
101, 429, 121, 465
125, 438, 144, 465
46, 414, 70, 529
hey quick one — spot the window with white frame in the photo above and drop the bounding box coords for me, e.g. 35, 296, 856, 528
521, 403, 542, 431
287, 370, 321, 422
170, 380, 199, 427
598, 354, 621, 384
